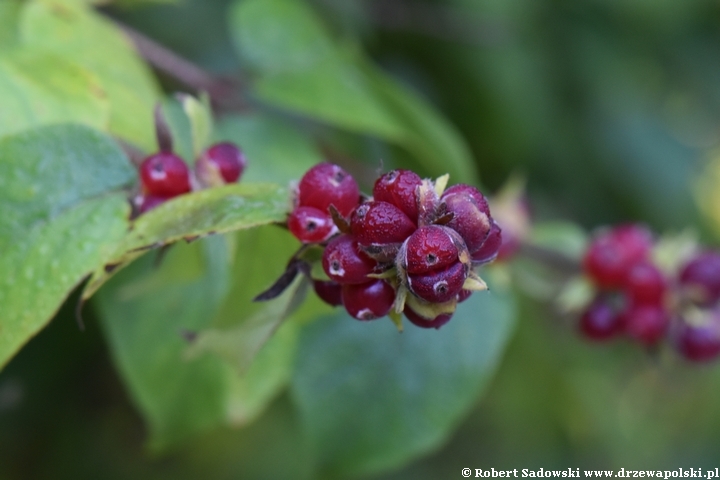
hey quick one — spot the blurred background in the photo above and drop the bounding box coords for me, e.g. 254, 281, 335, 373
3, 0, 720, 478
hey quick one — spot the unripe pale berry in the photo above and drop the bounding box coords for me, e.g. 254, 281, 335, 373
139, 152, 191, 197
288, 206, 335, 243
372, 169, 422, 223
297, 162, 360, 217
322, 235, 378, 284
341, 280, 396, 321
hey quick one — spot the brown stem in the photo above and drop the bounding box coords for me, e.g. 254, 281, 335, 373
112, 19, 248, 111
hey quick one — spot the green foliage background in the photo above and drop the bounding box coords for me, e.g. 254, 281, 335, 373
2, 0, 720, 478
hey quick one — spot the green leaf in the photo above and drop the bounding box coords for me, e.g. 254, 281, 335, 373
20, 0, 161, 150
0, 124, 134, 369
180, 92, 214, 159
229, 0, 475, 180
82, 182, 290, 300
0, 0, 21, 48
214, 112, 324, 185
95, 243, 241, 449
290, 287, 517, 477
0, 49, 110, 139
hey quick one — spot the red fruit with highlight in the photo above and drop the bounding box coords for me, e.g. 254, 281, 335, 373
625, 261, 666, 305
322, 235, 378, 285
350, 201, 417, 247
139, 152, 191, 197
341, 280, 396, 321
675, 310, 720, 362
198, 142, 247, 183
288, 206, 335, 243
583, 224, 653, 289
471, 221, 503, 264
404, 306, 453, 329
623, 304, 669, 345
580, 297, 623, 341
372, 169, 422, 223
403, 225, 461, 275
678, 252, 720, 307
297, 162, 360, 217
313, 280, 343, 307
407, 261, 467, 303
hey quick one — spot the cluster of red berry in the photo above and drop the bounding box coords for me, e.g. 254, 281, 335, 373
135, 142, 247, 213
579, 224, 720, 362
287, 163, 501, 329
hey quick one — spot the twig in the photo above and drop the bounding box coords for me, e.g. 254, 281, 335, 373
112, 19, 248, 111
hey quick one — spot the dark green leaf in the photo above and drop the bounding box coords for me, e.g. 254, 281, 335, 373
290, 286, 517, 477
0, 124, 134, 369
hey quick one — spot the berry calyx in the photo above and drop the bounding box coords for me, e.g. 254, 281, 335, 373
313, 280, 343, 307
197, 142, 247, 184
288, 206, 336, 243
139, 152, 191, 197
404, 306, 453, 329
350, 201, 417, 247
297, 162, 360, 217
322, 235, 378, 284
622, 304, 669, 345
579, 297, 623, 341
625, 261, 667, 305
341, 280, 396, 320
372, 169, 422, 223
678, 252, 720, 307
583, 224, 653, 289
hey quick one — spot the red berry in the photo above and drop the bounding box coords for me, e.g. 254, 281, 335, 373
471, 221, 503, 264
403, 225, 461, 275
313, 280, 343, 307
579, 297, 623, 341
404, 306, 453, 329
288, 206, 335, 243
442, 184, 491, 216
198, 142, 247, 183
341, 280, 396, 320
583, 224, 653, 289
139, 152, 191, 197
372, 169, 422, 223
138, 194, 170, 214
297, 162, 360, 217
675, 310, 720, 362
322, 235, 378, 284
350, 201, 417, 247
622, 304, 669, 345
679, 252, 720, 307
458, 289, 473, 303
625, 261, 666, 305
407, 261, 467, 303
